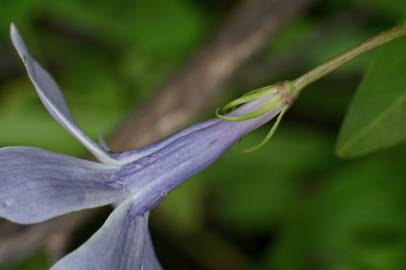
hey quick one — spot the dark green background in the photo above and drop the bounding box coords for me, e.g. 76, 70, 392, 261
1, 0, 406, 269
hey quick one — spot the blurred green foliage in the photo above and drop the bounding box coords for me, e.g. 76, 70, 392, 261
4, 251, 48, 270
1, 0, 406, 270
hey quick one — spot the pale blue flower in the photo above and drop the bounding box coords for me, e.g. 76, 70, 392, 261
0, 24, 286, 270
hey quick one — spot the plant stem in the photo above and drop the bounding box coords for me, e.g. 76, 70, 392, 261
292, 25, 406, 93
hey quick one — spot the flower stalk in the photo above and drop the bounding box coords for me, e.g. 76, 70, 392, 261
292, 24, 406, 92
216, 24, 406, 151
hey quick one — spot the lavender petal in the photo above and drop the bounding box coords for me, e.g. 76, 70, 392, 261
51, 199, 149, 270
142, 228, 163, 270
0, 147, 128, 224
10, 24, 120, 165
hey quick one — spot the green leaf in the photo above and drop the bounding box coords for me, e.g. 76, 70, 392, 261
336, 37, 406, 158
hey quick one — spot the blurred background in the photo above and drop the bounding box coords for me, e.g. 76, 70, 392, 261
1, 0, 406, 269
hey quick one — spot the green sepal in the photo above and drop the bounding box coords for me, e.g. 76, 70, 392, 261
216, 97, 281, 121
243, 106, 288, 153
221, 87, 277, 113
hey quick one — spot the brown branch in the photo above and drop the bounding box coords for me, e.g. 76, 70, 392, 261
108, 0, 316, 149
0, 0, 315, 267
236, 9, 370, 90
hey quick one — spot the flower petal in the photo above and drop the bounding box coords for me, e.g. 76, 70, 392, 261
51, 199, 149, 270
0, 147, 128, 224
114, 89, 284, 163
9, 23, 121, 165
113, 118, 222, 163
114, 106, 283, 210
142, 229, 163, 270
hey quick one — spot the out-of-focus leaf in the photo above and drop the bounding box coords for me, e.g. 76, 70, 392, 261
0, 0, 43, 37
204, 125, 335, 232
5, 251, 48, 270
46, 0, 208, 60
351, 0, 406, 20
291, 77, 356, 122
336, 37, 406, 158
157, 180, 205, 233
268, 18, 316, 53
262, 147, 406, 270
